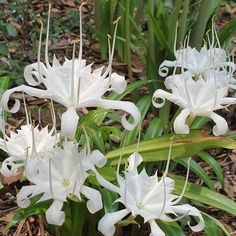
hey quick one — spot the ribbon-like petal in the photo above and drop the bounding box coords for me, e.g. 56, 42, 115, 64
98, 209, 130, 236
173, 109, 190, 134
148, 219, 165, 236
81, 185, 103, 214
208, 112, 228, 136
46, 200, 65, 226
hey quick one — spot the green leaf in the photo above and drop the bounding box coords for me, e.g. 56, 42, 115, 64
176, 157, 215, 190
198, 151, 224, 187
0, 44, 9, 56
0, 76, 9, 96
6, 23, 17, 37
100, 188, 119, 213
172, 174, 236, 216
144, 117, 163, 140
202, 212, 230, 236
8, 195, 52, 228
218, 17, 236, 45
157, 220, 185, 236
106, 131, 236, 164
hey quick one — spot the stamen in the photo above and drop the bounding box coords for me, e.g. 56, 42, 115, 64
107, 34, 112, 86
38, 106, 42, 129
45, 3, 51, 68
158, 136, 174, 218
101, 17, 121, 80
22, 92, 29, 126
117, 135, 127, 176
164, 136, 174, 177
171, 157, 191, 205
50, 100, 58, 145
167, 210, 191, 222
71, 43, 76, 105
49, 158, 54, 198
24, 147, 30, 169
136, 123, 141, 153
78, 3, 85, 63
37, 20, 43, 81
29, 113, 37, 156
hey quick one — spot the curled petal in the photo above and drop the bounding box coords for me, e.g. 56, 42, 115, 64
90, 150, 107, 168
171, 204, 205, 232
81, 98, 141, 131
110, 73, 127, 94
152, 89, 173, 109
81, 186, 103, 213
61, 108, 79, 138
159, 60, 177, 77
149, 219, 165, 236
24, 62, 46, 86
173, 109, 190, 134
46, 200, 65, 226
98, 209, 130, 236
0, 157, 23, 177
208, 112, 228, 136
17, 185, 35, 208
1, 85, 50, 113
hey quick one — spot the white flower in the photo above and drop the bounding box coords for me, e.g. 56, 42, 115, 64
0, 124, 58, 177
159, 28, 235, 78
153, 71, 236, 135
1, 9, 141, 138
16, 141, 106, 226
159, 46, 235, 77
97, 152, 204, 236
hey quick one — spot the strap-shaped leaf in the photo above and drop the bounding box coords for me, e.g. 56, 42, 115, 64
107, 131, 236, 164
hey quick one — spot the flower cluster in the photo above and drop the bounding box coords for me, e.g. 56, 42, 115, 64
6, 5, 236, 236
153, 29, 236, 135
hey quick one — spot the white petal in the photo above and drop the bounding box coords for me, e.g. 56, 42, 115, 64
1, 85, 50, 113
81, 98, 141, 131
173, 109, 190, 134
46, 200, 65, 226
208, 112, 228, 136
98, 209, 130, 236
152, 89, 173, 108
0, 157, 23, 177
24, 63, 45, 86
61, 108, 79, 138
93, 169, 120, 193
90, 150, 107, 168
127, 152, 143, 172
171, 204, 205, 232
17, 185, 35, 208
110, 73, 127, 94
159, 60, 177, 77
149, 219, 165, 236
81, 186, 103, 213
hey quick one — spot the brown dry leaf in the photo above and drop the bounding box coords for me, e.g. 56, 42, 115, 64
4, 170, 23, 185
60, 0, 75, 7
0, 210, 16, 223
224, 178, 236, 198
0, 56, 10, 67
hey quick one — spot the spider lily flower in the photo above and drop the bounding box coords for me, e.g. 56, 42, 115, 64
153, 71, 236, 135
1, 7, 141, 138
159, 29, 235, 77
16, 141, 105, 226
0, 124, 58, 177
97, 152, 204, 236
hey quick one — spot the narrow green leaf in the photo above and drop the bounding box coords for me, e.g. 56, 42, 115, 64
107, 131, 236, 164
198, 151, 224, 187
176, 157, 215, 190
157, 220, 185, 236
218, 17, 236, 45
144, 117, 164, 140
172, 174, 236, 216
202, 212, 230, 236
